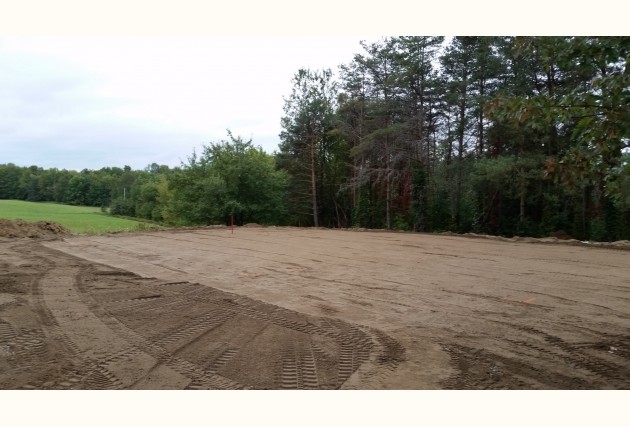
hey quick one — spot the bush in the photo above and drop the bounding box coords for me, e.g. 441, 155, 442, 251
589, 218, 607, 242
109, 197, 135, 217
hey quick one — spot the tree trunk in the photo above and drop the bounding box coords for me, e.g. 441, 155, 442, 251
519, 181, 526, 224
455, 90, 467, 231
385, 150, 391, 230
310, 138, 319, 227
478, 79, 485, 157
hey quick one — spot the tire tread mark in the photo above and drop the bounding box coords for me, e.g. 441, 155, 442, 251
157, 310, 237, 349
301, 350, 320, 389
280, 343, 299, 389
0, 321, 17, 341
83, 362, 123, 389
513, 325, 630, 385
77, 281, 247, 390
207, 349, 238, 373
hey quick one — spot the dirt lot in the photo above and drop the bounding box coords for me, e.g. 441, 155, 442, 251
1, 227, 629, 389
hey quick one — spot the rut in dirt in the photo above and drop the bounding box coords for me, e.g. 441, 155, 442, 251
0, 241, 405, 390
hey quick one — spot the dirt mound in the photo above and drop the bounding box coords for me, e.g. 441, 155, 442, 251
0, 219, 70, 239
549, 230, 573, 240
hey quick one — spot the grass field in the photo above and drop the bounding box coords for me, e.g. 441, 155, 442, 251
0, 200, 158, 233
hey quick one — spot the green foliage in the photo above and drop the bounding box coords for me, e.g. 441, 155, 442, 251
279, 68, 339, 227
0, 163, 122, 207
169, 132, 288, 226
1, 132, 288, 229
606, 154, 630, 210
410, 163, 428, 231
170, 174, 228, 225
352, 184, 375, 228
589, 218, 608, 242
155, 174, 175, 224
109, 196, 135, 217
205, 132, 289, 225
488, 37, 629, 192
471, 155, 544, 235
134, 181, 160, 220
393, 214, 411, 231
2, 37, 628, 241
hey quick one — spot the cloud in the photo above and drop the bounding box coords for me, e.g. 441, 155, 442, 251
1, 36, 374, 170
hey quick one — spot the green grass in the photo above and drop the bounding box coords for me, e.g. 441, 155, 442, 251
0, 200, 161, 234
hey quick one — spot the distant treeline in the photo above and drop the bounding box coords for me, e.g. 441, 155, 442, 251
2, 36, 629, 241
0, 133, 288, 227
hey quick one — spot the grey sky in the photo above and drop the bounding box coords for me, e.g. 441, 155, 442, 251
0, 1, 618, 172
1, 36, 375, 171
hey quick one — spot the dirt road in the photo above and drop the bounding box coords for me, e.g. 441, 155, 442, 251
1, 227, 629, 389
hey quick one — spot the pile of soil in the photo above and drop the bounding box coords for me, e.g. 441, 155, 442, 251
460, 232, 630, 250
0, 219, 70, 239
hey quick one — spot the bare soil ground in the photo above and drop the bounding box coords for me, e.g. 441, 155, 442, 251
1, 227, 629, 389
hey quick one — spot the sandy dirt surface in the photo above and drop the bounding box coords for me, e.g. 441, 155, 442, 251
1, 227, 629, 389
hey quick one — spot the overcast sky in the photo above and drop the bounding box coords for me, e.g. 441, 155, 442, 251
1, 36, 380, 171
1, 1, 622, 172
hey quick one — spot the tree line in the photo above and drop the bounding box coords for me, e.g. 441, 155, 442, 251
1, 133, 288, 226
279, 36, 630, 241
1, 36, 628, 241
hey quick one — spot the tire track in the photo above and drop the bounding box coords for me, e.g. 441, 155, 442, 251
157, 310, 237, 350
440, 342, 593, 389
4, 240, 407, 389
301, 349, 320, 389
280, 342, 299, 389
439, 323, 630, 389
75, 267, 247, 389
12, 330, 48, 361
207, 348, 238, 373
513, 325, 630, 386
0, 321, 16, 341
31, 229, 630, 389
77, 263, 388, 389
279, 342, 321, 389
